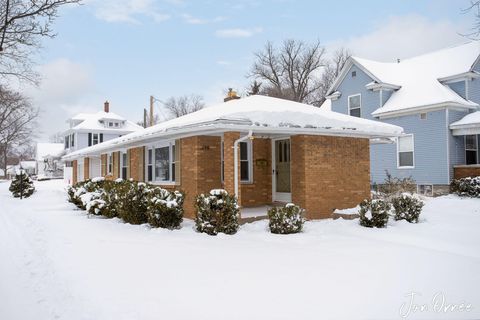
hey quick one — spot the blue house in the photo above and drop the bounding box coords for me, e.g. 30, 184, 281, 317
324, 41, 480, 195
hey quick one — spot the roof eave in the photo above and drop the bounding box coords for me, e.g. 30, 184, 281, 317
372, 102, 478, 119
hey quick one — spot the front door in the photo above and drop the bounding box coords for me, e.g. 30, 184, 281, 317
273, 139, 291, 202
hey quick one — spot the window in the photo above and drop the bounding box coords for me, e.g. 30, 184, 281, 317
121, 152, 128, 179
398, 134, 414, 168
465, 135, 478, 165
147, 149, 153, 182
115, 123, 119, 127
92, 133, 99, 145
348, 94, 361, 117
109, 122, 113, 127
351, 71, 356, 77
65, 135, 69, 149
420, 113, 427, 120
240, 141, 252, 182
155, 146, 170, 181
107, 154, 113, 175
71, 134, 75, 147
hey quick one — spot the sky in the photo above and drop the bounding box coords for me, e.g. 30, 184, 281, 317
14, 0, 477, 141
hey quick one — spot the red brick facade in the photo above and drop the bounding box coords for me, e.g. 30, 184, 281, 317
454, 165, 480, 179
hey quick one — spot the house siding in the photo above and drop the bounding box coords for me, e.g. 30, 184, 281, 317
370, 110, 449, 185
331, 64, 379, 120
448, 81, 466, 99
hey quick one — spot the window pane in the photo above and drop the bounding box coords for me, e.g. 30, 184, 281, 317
349, 95, 360, 108
240, 161, 249, 181
172, 163, 175, 181
172, 145, 176, 162
399, 152, 414, 167
465, 135, 476, 150
147, 165, 153, 181
155, 147, 170, 181
240, 142, 248, 160
148, 149, 152, 164
398, 135, 413, 152
122, 167, 127, 179
466, 150, 477, 165
349, 108, 361, 118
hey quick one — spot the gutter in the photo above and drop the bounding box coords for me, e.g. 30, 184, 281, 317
233, 130, 253, 200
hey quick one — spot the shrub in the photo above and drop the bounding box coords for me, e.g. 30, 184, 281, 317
450, 177, 480, 198
377, 170, 416, 199
268, 203, 304, 234
391, 193, 424, 223
146, 187, 184, 229
116, 180, 150, 225
9, 172, 35, 198
358, 199, 390, 228
195, 189, 240, 235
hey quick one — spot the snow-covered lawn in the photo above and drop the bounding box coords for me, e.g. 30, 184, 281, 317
1, 180, 479, 320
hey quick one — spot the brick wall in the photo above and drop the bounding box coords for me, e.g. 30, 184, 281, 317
72, 160, 78, 185
113, 151, 120, 179
454, 165, 480, 179
83, 157, 90, 180
291, 135, 370, 219
129, 147, 145, 182
101, 154, 107, 177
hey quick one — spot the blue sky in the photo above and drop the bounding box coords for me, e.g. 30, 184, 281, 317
21, 0, 475, 140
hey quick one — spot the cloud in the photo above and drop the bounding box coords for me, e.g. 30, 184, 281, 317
330, 14, 468, 62
181, 14, 227, 25
22, 59, 100, 139
216, 60, 231, 66
88, 0, 170, 24
215, 27, 263, 38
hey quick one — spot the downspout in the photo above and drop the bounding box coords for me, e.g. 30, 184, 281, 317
233, 130, 253, 199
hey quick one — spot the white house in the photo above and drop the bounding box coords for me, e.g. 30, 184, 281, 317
62, 101, 143, 183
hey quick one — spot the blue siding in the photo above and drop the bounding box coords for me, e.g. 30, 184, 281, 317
331, 65, 379, 120
448, 110, 469, 180
469, 61, 480, 103
448, 81, 466, 99
381, 90, 393, 106
370, 110, 449, 185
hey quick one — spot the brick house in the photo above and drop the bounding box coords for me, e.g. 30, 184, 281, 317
63, 95, 402, 219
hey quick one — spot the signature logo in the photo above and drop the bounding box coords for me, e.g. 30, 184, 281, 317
399, 292, 472, 318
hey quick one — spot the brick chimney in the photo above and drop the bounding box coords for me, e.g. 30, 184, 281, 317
104, 101, 110, 113
224, 88, 240, 102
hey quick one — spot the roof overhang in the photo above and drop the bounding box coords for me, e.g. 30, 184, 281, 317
365, 81, 401, 91
372, 102, 479, 119
62, 120, 403, 161
325, 91, 341, 100
438, 71, 480, 84
450, 123, 480, 136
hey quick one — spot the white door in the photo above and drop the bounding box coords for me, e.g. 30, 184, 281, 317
90, 157, 102, 179
78, 160, 84, 182
272, 138, 292, 202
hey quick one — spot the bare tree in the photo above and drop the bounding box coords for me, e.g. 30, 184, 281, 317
0, 0, 81, 83
136, 113, 161, 127
249, 39, 326, 104
247, 80, 262, 96
315, 47, 352, 106
0, 86, 39, 175
164, 94, 205, 118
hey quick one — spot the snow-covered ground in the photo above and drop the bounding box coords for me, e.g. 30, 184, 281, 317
1, 180, 479, 320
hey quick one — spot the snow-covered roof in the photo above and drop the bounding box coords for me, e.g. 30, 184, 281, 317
36, 143, 64, 161
450, 111, 480, 131
333, 41, 480, 117
64, 96, 403, 160
67, 111, 143, 133
320, 99, 331, 111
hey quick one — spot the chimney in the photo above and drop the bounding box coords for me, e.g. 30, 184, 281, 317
104, 100, 110, 113
224, 88, 240, 102
397, 58, 401, 63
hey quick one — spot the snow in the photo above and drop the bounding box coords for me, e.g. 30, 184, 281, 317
63, 95, 403, 160
450, 111, 480, 128
319, 98, 331, 111
36, 143, 64, 161
67, 111, 143, 132
19, 161, 36, 170
1, 180, 479, 319
348, 41, 480, 116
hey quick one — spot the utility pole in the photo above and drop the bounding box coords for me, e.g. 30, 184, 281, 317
149, 95, 154, 127
143, 108, 147, 128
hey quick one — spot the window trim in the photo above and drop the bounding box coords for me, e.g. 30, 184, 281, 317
397, 134, 415, 169
107, 153, 113, 175
120, 151, 128, 180
348, 94, 361, 117
465, 135, 478, 165
145, 141, 176, 185
239, 140, 253, 184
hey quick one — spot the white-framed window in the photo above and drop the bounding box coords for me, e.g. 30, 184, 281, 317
348, 94, 361, 117
115, 123, 119, 127
65, 135, 70, 149
146, 142, 176, 183
92, 133, 99, 145
121, 152, 128, 179
107, 153, 113, 175
70, 133, 75, 147
465, 135, 478, 165
397, 134, 414, 168
240, 140, 253, 183
109, 122, 113, 127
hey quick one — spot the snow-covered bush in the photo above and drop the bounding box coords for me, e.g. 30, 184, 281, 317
116, 180, 150, 225
450, 177, 480, 198
9, 172, 35, 198
391, 193, 424, 223
268, 203, 304, 234
195, 189, 240, 235
358, 199, 390, 228
146, 187, 184, 229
